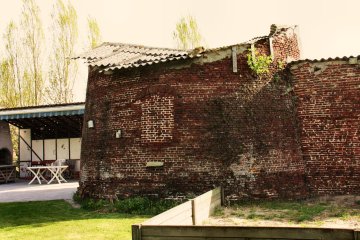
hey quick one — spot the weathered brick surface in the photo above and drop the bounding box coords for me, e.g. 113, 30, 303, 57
78, 26, 311, 200
141, 95, 174, 143
290, 61, 360, 195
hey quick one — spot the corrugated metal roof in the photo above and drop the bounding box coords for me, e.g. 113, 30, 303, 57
289, 55, 360, 67
76, 25, 297, 71
75, 42, 200, 72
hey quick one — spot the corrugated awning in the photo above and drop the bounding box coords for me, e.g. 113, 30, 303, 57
0, 103, 85, 120
0, 109, 84, 120
0, 103, 85, 139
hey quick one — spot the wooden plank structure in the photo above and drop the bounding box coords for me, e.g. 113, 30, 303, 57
133, 187, 360, 240
142, 187, 223, 226
133, 225, 360, 240
0, 165, 16, 183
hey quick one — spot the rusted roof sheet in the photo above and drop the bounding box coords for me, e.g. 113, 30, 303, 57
76, 42, 200, 72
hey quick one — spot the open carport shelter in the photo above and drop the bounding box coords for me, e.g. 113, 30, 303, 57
0, 102, 84, 179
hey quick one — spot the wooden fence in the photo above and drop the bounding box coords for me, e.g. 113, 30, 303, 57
132, 225, 360, 240
142, 186, 223, 226
132, 187, 360, 240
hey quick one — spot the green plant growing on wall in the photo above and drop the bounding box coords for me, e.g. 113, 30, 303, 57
277, 60, 286, 70
247, 47, 273, 77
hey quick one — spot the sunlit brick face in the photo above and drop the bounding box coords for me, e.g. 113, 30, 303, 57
141, 95, 174, 143
79, 27, 319, 200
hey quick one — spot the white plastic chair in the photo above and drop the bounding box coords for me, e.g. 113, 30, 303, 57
51, 159, 66, 166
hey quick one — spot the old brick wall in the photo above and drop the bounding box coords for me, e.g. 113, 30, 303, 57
78, 27, 307, 200
291, 61, 360, 195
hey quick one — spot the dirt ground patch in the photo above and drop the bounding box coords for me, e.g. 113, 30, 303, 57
205, 195, 360, 228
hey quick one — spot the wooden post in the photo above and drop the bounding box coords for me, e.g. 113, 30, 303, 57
220, 186, 225, 206
354, 229, 360, 240
232, 46, 237, 73
132, 224, 141, 240
191, 199, 196, 225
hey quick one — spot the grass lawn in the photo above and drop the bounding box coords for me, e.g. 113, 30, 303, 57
0, 200, 148, 240
208, 195, 360, 228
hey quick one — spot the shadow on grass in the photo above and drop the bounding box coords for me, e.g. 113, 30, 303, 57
0, 200, 150, 228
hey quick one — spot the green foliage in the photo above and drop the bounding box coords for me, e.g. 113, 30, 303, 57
0, 60, 18, 108
87, 16, 102, 49
246, 212, 260, 219
21, 0, 44, 105
47, 0, 78, 104
213, 206, 225, 216
1, 6, 43, 155
231, 200, 331, 223
73, 193, 181, 215
1, 0, 103, 108
1, 9, 42, 108
115, 197, 180, 215
173, 15, 203, 50
294, 205, 327, 222
247, 47, 273, 77
73, 193, 109, 211
277, 60, 286, 70
82, 199, 109, 211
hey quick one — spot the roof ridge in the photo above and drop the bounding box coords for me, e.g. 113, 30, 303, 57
289, 55, 360, 66
205, 24, 298, 52
102, 42, 190, 52
76, 24, 299, 71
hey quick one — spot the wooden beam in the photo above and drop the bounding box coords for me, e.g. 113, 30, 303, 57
140, 226, 356, 239
132, 225, 141, 240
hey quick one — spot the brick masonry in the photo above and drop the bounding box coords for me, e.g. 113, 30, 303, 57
290, 61, 360, 195
78, 26, 359, 200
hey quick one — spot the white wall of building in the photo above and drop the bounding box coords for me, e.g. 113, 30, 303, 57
18, 128, 82, 173
19, 129, 31, 161
31, 140, 43, 162
70, 138, 81, 159
44, 139, 56, 160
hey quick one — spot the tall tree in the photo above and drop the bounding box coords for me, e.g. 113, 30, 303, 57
47, 0, 78, 104
1, 21, 34, 108
21, 0, 44, 106
1, 13, 42, 160
0, 60, 17, 108
1, 22, 21, 108
87, 16, 102, 49
173, 16, 203, 50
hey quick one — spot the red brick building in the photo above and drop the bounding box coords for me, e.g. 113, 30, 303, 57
290, 58, 360, 195
77, 25, 359, 200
